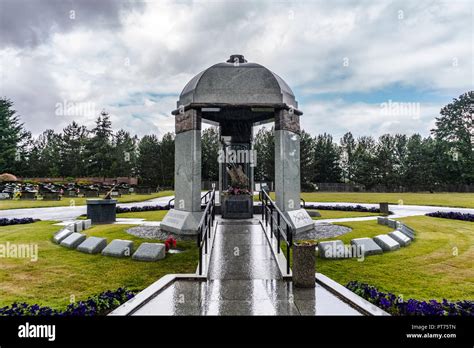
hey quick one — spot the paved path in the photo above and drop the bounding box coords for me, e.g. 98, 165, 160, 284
131, 218, 361, 315
1, 196, 472, 223
307, 201, 474, 218
0, 195, 173, 221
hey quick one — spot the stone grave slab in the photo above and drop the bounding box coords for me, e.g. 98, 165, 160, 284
350, 237, 383, 256
82, 219, 92, 230
60, 233, 86, 249
373, 234, 400, 251
377, 217, 388, 225
77, 237, 107, 254
53, 228, 73, 244
399, 224, 415, 239
74, 221, 83, 232
318, 240, 345, 259
388, 230, 411, 246
132, 243, 166, 261
101, 239, 134, 258
386, 219, 398, 229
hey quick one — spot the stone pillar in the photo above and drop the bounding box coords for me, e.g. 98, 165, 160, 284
160, 109, 202, 235
274, 109, 313, 235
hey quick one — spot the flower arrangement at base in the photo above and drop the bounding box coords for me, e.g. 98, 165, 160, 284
164, 236, 177, 251
224, 164, 250, 196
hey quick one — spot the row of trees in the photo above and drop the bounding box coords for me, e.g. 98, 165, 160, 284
0, 91, 472, 191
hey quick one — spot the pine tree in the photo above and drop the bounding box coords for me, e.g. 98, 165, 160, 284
201, 127, 219, 182
0, 98, 28, 174
84, 110, 113, 177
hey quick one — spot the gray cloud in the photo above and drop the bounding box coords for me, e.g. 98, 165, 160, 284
0, 0, 143, 48
0, 0, 471, 140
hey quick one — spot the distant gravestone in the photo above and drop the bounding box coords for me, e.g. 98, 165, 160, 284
377, 217, 388, 225
350, 238, 383, 256
0, 193, 10, 200
60, 233, 86, 249
386, 219, 398, 229
77, 237, 107, 254
399, 224, 415, 239
132, 243, 166, 261
373, 234, 400, 251
388, 230, 411, 246
53, 228, 74, 244
82, 219, 92, 230
74, 221, 83, 232
101, 239, 133, 258
318, 240, 345, 259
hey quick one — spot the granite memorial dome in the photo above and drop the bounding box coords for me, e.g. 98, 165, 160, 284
177, 54, 298, 108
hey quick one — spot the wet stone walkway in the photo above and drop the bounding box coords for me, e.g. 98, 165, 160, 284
132, 219, 361, 315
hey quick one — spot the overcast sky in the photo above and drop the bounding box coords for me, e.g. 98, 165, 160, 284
0, 0, 472, 141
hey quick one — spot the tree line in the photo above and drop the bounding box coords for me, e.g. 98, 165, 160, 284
0, 91, 472, 191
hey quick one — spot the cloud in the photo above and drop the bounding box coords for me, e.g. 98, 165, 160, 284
0, 0, 142, 47
0, 0, 471, 140
301, 99, 442, 140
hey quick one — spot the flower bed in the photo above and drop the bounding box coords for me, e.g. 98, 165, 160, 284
0, 217, 39, 226
425, 211, 474, 222
346, 281, 473, 316
115, 205, 170, 214
305, 204, 393, 215
0, 288, 136, 316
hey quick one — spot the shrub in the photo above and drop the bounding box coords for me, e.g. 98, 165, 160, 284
0, 218, 39, 226
346, 281, 473, 316
305, 204, 393, 215
116, 205, 171, 214
425, 211, 474, 222
0, 288, 136, 316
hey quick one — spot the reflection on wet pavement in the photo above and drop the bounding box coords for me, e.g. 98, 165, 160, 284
132, 220, 362, 316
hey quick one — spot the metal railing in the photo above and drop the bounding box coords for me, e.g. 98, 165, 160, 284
259, 189, 294, 274
197, 188, 216, 275
167, 190, 213, 209
300, 197, 306, 208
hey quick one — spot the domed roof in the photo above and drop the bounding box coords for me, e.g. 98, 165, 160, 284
178, 55, 297, 108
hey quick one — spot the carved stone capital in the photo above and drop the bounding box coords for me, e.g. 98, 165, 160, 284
175, 109, 201, 134
275, 109, 300, 134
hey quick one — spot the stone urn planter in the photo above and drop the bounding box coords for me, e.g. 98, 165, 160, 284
379, 202, 389, 215
293, 241, 316, 288
87, 199, 117, 224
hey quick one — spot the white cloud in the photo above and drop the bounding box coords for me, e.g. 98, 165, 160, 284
0, 0, 471, 140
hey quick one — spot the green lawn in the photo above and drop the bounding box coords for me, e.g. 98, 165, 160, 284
116, 210, 168, 220
312, 209, 380, 220
257, 192, 474, 208
0, 220, 197, 309
314, 216, 474, 300
0, 191, 174, 210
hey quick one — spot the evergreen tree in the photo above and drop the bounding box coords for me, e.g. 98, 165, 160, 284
312, 133, 341, 183
340, 132, 356, 183
60, 121, 88, 177
201, 127, 219, 182
137, 134, 161, 187
158, 132, 175, 187
111, 130, 137, 178
352, 136, 377, 189
84, 111, 113, 177
300, 130, 314, 190
253, 127, 274, 182
0, 98, 28, 174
